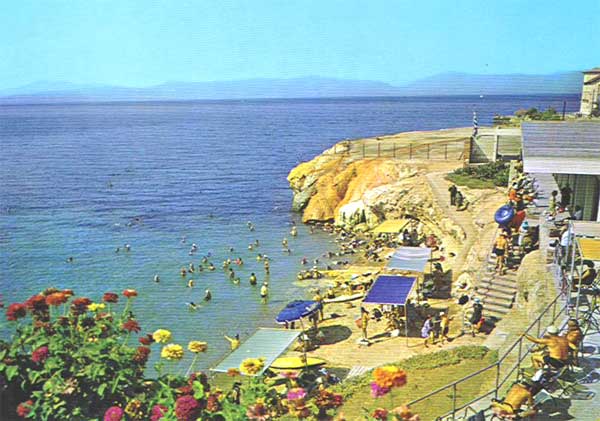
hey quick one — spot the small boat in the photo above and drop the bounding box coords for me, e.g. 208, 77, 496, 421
323, 292, 364, 304
270, 357, 326, 370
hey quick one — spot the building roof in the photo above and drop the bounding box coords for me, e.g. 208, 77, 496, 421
583, 67, 600, 74
584, 74, 600, 85
522, 122, 600, 175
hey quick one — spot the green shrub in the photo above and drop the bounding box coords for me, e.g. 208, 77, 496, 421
447, 162, 509, 189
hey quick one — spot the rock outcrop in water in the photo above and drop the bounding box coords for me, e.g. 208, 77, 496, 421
287, 133, 469, 242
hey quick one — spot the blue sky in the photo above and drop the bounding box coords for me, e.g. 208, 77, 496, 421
1, 0, 598, 89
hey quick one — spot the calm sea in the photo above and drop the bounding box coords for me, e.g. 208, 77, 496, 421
0, 95, 579, 371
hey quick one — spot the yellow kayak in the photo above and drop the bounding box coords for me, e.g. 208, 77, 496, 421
269, 357, 326, 370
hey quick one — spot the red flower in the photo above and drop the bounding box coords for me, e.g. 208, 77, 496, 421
16, 400, 33, 417
139, 334, 153, 345
31, 346, 49, 364
103, 292, 119, 303
122, 319, 141, 333
6, 303, 27, 321
24, 295, 48, 313
62, 289, 74, 297
70, 297, 92, 315
177, 385, 193, 395
372, 408, 389, 420
133, 346, 151, 364
104, 406, 124, 421
45, 292, 68, 307
150, 404, 168, 421
206, 393, 221, 413
123, 289, 138, 298
175, 395, 200, 421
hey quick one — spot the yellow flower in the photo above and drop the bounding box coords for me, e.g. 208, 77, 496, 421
152, 329, 172, 343
88, 303, 106, 312
161, 343, 184, 361
239, 357, 265, 376
188, 341, 208, 353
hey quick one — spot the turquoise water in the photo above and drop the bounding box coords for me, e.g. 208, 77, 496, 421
0, 95, 579, 371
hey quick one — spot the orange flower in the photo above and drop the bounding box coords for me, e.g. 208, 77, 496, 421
373, 366, 407, 389
62, 289, 74, 297
46, 292, 68, 306
227, 368, 240, 377
123, 289, 138, 298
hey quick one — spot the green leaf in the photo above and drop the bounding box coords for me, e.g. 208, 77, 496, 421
98, 383, 107, 397
6, 365, 18, 381
192, 380, 205, 400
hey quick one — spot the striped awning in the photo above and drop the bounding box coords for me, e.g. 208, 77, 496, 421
579, 238, 600, 261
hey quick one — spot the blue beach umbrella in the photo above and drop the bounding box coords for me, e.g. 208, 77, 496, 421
494, 205, 515, 227
275, 300, 321, 324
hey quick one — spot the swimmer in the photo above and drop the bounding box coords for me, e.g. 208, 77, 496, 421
248, 244, 254, 251
237, 258, 244, 266
290, 226, 298, 237
187, 302, 198, 310
66, 256, 74, 263
181, 267, 187, 277
255, 239, 260, 247
202, 256, 209, 264
188, 279, 195, 288
309, 226, 315, 234
208, 263, 215, 271
181, 236, 186, 244
191, 243, 198, 252
264, 260, 270, 274
229, 247, 235, 253
222, 260, 229, 269
115, 247, 120, 253
124, 244, 131, 252
282, 238, 288, 248
256, 253, 263, 261
233, 277, 240, 285
153, 274, 160, 283
229, 269, 236, 281
197, 265, 204, 272
249, 273, 258, 286
204, 289, 212, 301
260, 282, 269, 302
189, 263, 195, 273
284, 248, 291, 254
301, 257, 308, 265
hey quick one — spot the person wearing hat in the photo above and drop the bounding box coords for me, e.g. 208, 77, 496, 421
525, 325, 572, 370
439, 311, 453, 345
493, 231, 510, 275
492, 378, 539, 418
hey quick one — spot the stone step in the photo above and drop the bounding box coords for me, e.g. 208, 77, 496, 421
481, 301, 511, 314
479, 288, 516, 302
482, 297, 513, 309
482, 272, 518, 282
485, 309, 508, 320
480, 278, 518, 289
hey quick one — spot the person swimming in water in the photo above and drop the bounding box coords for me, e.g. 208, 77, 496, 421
256, 253, 263, 261
260, 282, 269, 303
290, 226, 297, 237
188, 302, 198, 310
189, 263, 195, 273
233, 277, 240, 285
208, 263, 215, 271
197, 265, 203, 272
181, 267, 187, 277
188, 279, 195, 288
66, 256, 74, 263
255, 239, 260, 247
249, 273, 257, 286
204, 289, 212, 301
115, 247, 120, 253
228, 268, 236, 281
264, 260, 270, 274
301, 257, 308, 265
282, 238, 288, 248
153, 274, 160, 283
248, 244, 254, 251
201, 256, 208, 264
124, 244, 131, 252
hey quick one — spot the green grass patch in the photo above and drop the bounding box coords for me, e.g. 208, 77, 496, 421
335, 346, 498, 420
445, 173, 497, 189
446, 161, 509, 189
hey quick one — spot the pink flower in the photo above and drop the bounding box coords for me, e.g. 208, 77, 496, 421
16, 400, 33, 417
287, 387, 307, 401
103, 406, 124, 421
31, 346, 49, 364
370, 381, 390, 398
150, 404, 168, 421
175, 395, 200, 421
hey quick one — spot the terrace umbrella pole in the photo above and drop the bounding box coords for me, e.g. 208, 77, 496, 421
299, 317, 308, 368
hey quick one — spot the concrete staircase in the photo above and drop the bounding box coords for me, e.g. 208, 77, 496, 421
476, 256, 519, 320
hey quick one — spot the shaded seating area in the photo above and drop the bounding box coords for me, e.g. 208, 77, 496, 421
362, 275, 417, 344
212, 328, 300, 376
385, 246, 434, 297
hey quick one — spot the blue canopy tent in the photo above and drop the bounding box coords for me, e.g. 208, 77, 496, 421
275, 300, 322, 324
362, 275, 417, 344
211, 328, 301, 376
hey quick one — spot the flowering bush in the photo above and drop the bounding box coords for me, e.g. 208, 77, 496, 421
1, 288, 350, 420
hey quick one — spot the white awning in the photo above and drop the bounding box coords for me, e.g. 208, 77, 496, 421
386, 246, 432, 273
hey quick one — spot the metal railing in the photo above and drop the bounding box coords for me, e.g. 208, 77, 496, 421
328, 138, 467, 161
405, 293, 569, 420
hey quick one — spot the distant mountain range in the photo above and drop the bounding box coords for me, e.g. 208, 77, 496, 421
0, 72, 583, 103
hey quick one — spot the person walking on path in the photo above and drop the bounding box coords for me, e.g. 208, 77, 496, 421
360, 307, 370, 340
439, 311, 453, 345
421, 314, 434, 347
494, 232, 510, 275
448, 184, 458, 206
469, 298, 484, 337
